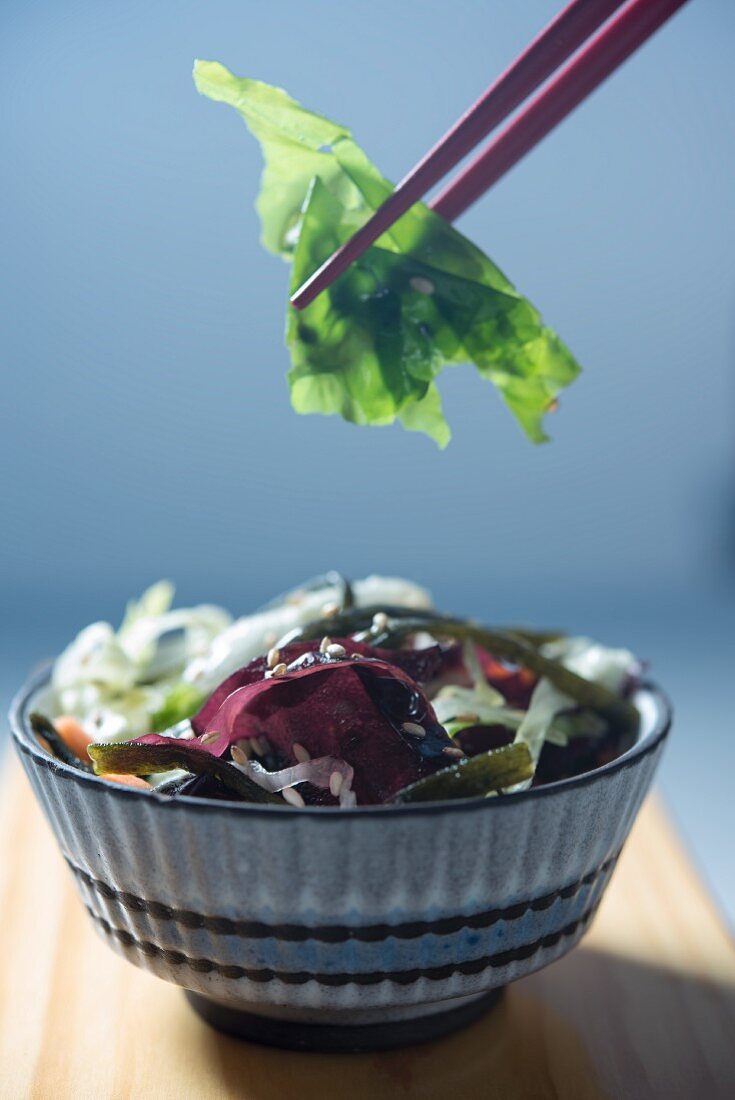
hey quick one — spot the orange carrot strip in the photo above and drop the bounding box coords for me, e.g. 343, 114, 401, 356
54, 715, 94, 762
98, 772, 151, 790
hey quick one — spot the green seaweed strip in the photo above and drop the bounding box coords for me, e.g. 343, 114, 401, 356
281, 605, 561, 649
392, 743, 534, 803
377, 617, 639, 733
29, 712, 93, 773
286, 608, 636, 732
88, 742, 284, 805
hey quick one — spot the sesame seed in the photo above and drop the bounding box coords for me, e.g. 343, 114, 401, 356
319, 636, 332, 654
326, 643, 346, 659
456, 712, 479, 724
409, 275, 435, 296
230, 744, 249, 765
442, 746, 465, 759
266, 647, 281, 669
200, 732, 221, 746
178, 730, 195, 740
350, 652, 364, 660
271, 662, 288, 677
329, 771, 344, 797
372, 612, 389, 632
292, 742, 311, 763
249, 736, 265, 756
321, 601, 339, 617
402, 721, 426, 739
282, 786, 305, 808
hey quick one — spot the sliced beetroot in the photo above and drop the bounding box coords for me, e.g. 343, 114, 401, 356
191, 638, 453, 734
137, 654, 455, 805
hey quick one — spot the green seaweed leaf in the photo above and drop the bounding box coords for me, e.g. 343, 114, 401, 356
195, 60, 580, 445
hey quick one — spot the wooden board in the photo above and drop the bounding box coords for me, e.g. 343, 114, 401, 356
1, 757, 733, 1100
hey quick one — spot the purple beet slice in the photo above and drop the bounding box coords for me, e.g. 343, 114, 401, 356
136, 653, 456, 805
191, 638, 454, 734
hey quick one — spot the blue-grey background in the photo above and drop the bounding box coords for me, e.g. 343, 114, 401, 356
2, 2, 733, 917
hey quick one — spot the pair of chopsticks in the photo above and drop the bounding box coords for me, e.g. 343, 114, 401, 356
291, 0, 689, 310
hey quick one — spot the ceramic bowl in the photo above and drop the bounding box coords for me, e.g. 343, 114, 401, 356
10, 667, 670, 1052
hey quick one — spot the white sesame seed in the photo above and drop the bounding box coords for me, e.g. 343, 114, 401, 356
178, 730, 195, 740
409, 275, 435, 295
321, 601, 339, 617
326, 643, 346, 659
329, 771, 344, 797
292, 742, 311, 763
372, 612, 389, 632
266, 647, 281, 669
442, 746, 465, 759
402, 721, 426, 739
282, 786, 306, 808
456, 713, 479, 724
200, 732, 221, 746
271, 662, 288, 677
350, 652, 364, 660
230, 744, 249, 765
319, 636, 332, 654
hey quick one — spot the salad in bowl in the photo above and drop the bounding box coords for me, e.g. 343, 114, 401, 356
32, 574, 641, 808
11, 575, 669, 1051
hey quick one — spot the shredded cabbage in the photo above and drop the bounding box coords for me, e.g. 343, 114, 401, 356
51, 582, 232, 742
182, 574, 431, 693
431, 643, 526, 736
50, 576, 428, 743
510, 637, 637, 788
234, 756, 357, 808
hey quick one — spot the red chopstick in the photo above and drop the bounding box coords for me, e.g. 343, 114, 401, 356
432, 0, 689, 221
291, 0, 687, 311
291, 0, 626, 310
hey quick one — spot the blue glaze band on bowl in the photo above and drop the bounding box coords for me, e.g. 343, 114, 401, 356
9, 668, 670, 1047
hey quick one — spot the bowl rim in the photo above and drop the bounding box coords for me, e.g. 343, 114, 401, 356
9, 664, 671, 820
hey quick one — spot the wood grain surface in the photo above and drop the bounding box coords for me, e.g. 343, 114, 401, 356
1, 757, 733, 1099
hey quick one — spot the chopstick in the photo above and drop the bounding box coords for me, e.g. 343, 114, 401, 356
431, 0, 689, 221
291, 0, 687, 311
290, 0, 626, 311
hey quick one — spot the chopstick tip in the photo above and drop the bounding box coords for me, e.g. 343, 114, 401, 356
289, 270, 321, 311
289, 289, 309, 311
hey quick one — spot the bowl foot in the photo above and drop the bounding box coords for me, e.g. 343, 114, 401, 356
185, 988, 504, 1053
